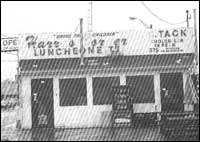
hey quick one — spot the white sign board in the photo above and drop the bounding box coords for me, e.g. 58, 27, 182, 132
1, 37, 19, 52
18, 28, 195, 60
115, 118, 131, 123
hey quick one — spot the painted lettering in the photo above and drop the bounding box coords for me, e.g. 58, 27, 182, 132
48, 48, 54, 56
73, 47, 78, 55
64, 48, 71, 55
47, 41, 53, 48
56, 48, 62, 55
97, 46, 102, 54
172, 30, 178, 37
40, 49, 45, 56
181, 29, 187, 37
164, 30, 170, 37
158, 30, 164, 38
34, 49, 39, 56
25, 35, 60, 49
26, 35, 37, 48
69, 40, 75, 47
38, 42, 45, 48
88, 46, 94, 54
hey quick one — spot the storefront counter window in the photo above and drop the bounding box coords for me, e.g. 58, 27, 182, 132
126, 75, 155, 103
93, 77, 120, 105
59, 78, 87, 106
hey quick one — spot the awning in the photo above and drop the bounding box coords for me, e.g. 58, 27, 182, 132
20, 53, 194, 76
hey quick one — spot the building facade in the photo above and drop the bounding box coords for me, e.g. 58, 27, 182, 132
18, 28, 197, 129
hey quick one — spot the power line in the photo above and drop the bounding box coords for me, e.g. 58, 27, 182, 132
141, 1, 187, 25
1, 34, 8, 37
1, 60, 18, 62
1, 52, 17, 56
74, 22, 80, 33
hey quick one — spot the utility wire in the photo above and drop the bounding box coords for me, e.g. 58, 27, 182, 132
1, 60, 18, 62
1, 52, 18, 56
74, 22, 80, 34
141, 1, 187, 25
1, 34, 8, 37
70, 22, 80, 41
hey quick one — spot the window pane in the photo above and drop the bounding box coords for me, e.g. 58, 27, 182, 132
59, 78, 87, 106
93, 77, 120, 105
126, 75, 155, 103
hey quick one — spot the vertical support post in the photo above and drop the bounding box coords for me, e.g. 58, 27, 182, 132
16, 48, 21, 129
53, 77, 59, 127
193, 9, 199, 70
154, 74, 161, 122
80, 18, 84, 65
186, 10, 189, 28
120, 75, 126, 85
87, 76, 93, 106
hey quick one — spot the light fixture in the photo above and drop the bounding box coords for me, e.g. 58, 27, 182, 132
176, 58, 182, 64
129, 17, 152, 29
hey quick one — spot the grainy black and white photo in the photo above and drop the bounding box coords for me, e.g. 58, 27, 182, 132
1, 1, 199, 141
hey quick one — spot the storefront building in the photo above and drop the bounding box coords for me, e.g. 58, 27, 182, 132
18, 28, 196, 129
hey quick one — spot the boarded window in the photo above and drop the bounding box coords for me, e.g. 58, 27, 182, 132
59, 78, 87, 106
93, 77, 120, 105
126, 75, 155, 103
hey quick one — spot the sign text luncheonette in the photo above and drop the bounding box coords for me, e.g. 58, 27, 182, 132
2, 28, 195, 59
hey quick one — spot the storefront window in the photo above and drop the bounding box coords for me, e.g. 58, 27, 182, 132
59, 78, 87, 106
126, 75, 155, 103
93, 77, 120, 105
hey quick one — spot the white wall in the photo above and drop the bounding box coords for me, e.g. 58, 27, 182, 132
53, 73, 159, 128
53, 75, 114, 128
21, 77, 32, 129
21, 73, 160, 128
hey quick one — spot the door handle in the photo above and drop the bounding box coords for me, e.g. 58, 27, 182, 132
33, 93, 37, 101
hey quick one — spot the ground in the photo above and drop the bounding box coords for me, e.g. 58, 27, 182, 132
1, 109, 199, 141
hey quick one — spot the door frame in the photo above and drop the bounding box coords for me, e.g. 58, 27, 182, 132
31, 78, 54, 128
160, 73, 184, 112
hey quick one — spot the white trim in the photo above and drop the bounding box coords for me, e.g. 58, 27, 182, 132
87, 76, 93, 106
154, 73, 161, 112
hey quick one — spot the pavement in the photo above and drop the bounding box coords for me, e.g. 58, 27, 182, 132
13, 125, 199, 141
1, 109, 199, 141
2, 124, 199, 141
16, 126, 166, 141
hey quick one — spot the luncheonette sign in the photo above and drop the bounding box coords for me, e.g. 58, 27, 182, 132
18, 28, 195, 60
1, 36, 19, 52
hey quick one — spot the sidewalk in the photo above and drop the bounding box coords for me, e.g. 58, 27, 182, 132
2, 125, 199, 141
1, 109, 199, 141
17, 126, 166, 141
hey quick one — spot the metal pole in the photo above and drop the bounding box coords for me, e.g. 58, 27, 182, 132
17, 48, 21, 128
80, 18, 84, 65
186, 10, 189, 28
91, 1, 93, 32
193, 9, 199, 71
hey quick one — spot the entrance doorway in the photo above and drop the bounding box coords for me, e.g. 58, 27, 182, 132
160, 73, 184, 113
31, 78, 54, 128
